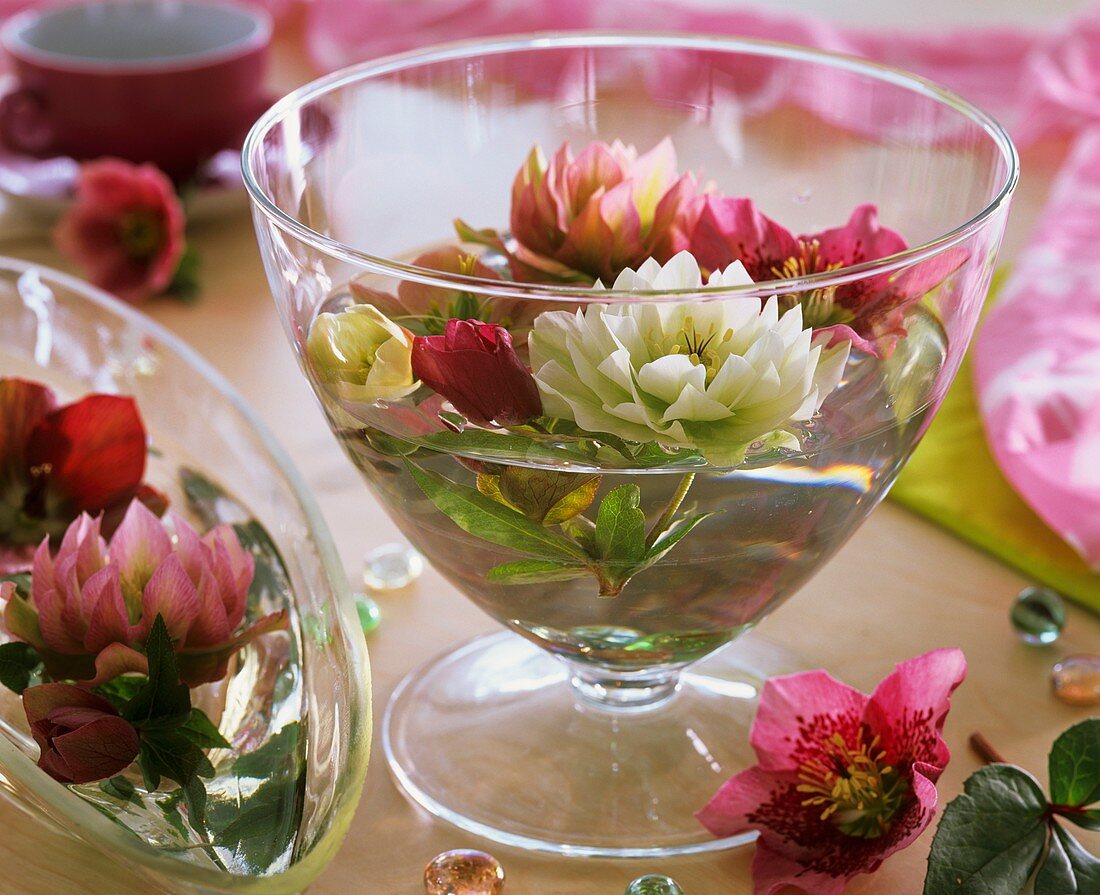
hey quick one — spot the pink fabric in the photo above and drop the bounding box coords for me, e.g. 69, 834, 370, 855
974, 128, 1100, 567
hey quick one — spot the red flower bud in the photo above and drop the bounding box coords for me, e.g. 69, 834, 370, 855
23, 683, 139, 784
411, 320, 542, 427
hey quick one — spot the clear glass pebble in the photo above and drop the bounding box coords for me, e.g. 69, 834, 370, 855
624, 875, 682, 895
1010, 586, 1066, 645
625, 876, 685, 895
364, 542, 424, 591
1052, 654, 1100, 706
354, 593, 381, 634
424, 849, 504, 895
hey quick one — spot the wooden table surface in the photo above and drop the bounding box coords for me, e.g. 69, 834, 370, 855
1, 2, 1098, 892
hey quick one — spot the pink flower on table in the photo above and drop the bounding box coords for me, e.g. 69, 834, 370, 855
23, 683, 140, 785
3, 501, 286, 687
459, 138, 700, 284
698, 648, 967, 895
0, 377, 167, 574
411, 320, 542, 427
690, 198, 952, 356
54, 158, 185, 305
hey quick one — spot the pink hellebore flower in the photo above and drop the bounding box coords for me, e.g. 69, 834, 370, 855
459, 138, 700, 284
4, 501, 286, 687
23, 682, 140, 785
690, 198, 954, 356
54, 158, 186, 304
698, 648, 967, 895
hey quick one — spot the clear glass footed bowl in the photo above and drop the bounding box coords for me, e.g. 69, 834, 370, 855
0, 258, 371, 894
244, 35, 1017, 857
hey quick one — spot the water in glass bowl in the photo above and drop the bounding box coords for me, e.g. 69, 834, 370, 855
313, 286, 947, 684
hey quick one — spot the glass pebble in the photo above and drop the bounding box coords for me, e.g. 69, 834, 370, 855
424, 849, 504, 895
625, 876, 685, 895
1010, 586, 1066, 645
354, 593, 381, 634
364, 542, 424, 591
1052, 654, 1100, 706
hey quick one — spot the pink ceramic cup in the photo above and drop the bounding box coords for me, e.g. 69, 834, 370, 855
0, 0, 271, 182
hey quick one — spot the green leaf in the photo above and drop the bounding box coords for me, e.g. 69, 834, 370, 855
1050, 719, 1100, 809
98, 775, 142, 808
645, 512, 712, 562
559, 516, 597, 554
923, 765, 1049, 895
1066, 809, 1100, 833
123, 615, 190, 728
486, 559, 589, 585
495, 467, 601, 525
1035, 823, 1100, 895
0, 641, 41, 694
405, 461, 586, 560
594, 485, 647, 565
418, 429, 597, 465
179, 709, 231, 751
233, 722, 299, 778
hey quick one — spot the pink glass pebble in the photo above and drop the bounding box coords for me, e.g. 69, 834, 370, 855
424, 849, 505, 895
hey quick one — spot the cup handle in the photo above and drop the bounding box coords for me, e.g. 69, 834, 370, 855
0, 87, 55, 156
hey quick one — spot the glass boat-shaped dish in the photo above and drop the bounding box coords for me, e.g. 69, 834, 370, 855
0, 257, 370, 895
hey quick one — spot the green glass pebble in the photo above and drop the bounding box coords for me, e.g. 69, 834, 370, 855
1010, 586, 1066, 645
354, 593, 382, 634
625, 875, 685, 895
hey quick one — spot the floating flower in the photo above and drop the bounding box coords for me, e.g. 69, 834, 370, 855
307, 304, 419, 403
697, 648, 967, 895
54, 158, 187, 304
458, 138, 699, 284
22, 683, 140, 785
412, 320, 542, 427
690, 198, 946, 356
4, 501, 285, 687
0, 377, 166, 574
528, 252, 850, 465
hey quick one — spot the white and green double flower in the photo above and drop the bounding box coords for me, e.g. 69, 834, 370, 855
528, 251, 850, 465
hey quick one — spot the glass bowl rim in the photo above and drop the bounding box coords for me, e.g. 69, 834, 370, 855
0, 255, 370, 894
242, 31, 1019, 302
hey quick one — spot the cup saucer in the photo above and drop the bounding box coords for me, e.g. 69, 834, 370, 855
0, 80, 251, 225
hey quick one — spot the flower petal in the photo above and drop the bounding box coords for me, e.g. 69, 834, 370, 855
51, 714, 140, 784
109, 501, 174, 597
750, 669, 869, 771
87, 643, 149, 685
137, 553, 201, 642
24, 394, 147, 513
863, 648, 967, 774
0, 377, 56, 478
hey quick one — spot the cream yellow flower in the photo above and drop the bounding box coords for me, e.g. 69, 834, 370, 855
307, 304, 418, 402
528, 252, 851, 464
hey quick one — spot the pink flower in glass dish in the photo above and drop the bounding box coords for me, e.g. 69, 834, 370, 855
22, 683, 140, 785
3, 501, 286, 687
54, 158, 186, 304
0, 377, 167, 574
697, 648, 967, 895
690, 198, 954, 356
459, 138, 699, 284
411, 320, 543, 427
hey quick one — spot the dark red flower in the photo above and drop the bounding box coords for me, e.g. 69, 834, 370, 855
23, 683, 140, 785
54, 158, 186, 304
0, 377, 167, 572
411, 320, 543, 427
689, 197, 959, 357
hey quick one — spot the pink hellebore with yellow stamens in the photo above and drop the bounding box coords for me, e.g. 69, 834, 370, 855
697, 648, 967, 895
690, 197, 963, 357
459, 138, 700, 284
3, 501, 286, 687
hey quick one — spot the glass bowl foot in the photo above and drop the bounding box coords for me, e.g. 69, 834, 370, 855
383, 630, 795, 857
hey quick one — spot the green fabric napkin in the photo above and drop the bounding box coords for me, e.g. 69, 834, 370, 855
890, 296, 1100, 615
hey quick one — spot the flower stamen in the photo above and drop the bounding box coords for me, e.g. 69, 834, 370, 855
796, 731, 908, 838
